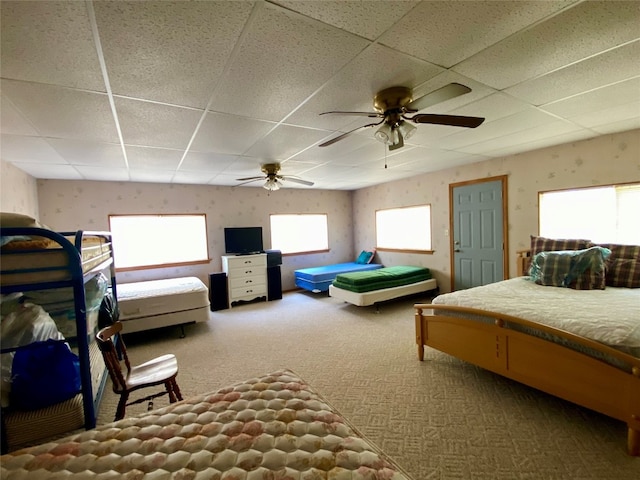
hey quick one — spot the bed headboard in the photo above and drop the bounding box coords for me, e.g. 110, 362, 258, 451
516, 249, 532, 277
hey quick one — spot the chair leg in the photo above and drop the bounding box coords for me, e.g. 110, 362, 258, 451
166, 379, 183, 403
115, 393, 129, 421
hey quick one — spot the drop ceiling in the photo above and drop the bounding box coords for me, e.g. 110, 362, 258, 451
1, 0, 639, 191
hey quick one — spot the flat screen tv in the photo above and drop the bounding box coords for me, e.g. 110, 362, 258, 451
224, 227, 264, 255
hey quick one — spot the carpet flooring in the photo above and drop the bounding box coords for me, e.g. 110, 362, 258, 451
96, 290, 639, 479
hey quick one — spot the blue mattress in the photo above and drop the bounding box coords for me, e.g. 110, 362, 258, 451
295, 262, 383, 292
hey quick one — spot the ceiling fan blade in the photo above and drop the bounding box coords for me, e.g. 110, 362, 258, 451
406, 83, 472, 112
281, 176, 314, 186
319, 111, 382, 118
236, 176, 264, 181
319, 120, 384, 147
408, 114, 485, 128
234, 178, 264, 187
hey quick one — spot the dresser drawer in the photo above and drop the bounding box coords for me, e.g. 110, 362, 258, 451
225, 255, 267, 269
229, 266, 264, 278
228, 274, 266, 290
230, 285, 267, 300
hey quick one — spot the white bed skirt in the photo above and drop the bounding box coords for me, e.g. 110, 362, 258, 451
329, 278, 438, 306
117, 277, 210, 333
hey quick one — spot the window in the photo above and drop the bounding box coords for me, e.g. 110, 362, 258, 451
270, 214, 328, 254
109, 214, 209, 270
376, 205, 432, 252
539, 183, 640, 244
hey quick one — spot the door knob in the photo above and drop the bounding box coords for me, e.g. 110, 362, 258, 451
454, 249, 461, 252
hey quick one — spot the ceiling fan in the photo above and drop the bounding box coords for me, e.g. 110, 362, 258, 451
318, 83, 484, 150
235, 163, 314, 191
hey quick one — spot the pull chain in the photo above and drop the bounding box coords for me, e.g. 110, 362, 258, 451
384, 143, 388, 169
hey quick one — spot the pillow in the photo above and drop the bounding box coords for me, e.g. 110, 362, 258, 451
529, 246, 611, 290
530, 235, 592, 257
0, 212, 53, 249
355, 250, 374, 264
598, 243, 640, 288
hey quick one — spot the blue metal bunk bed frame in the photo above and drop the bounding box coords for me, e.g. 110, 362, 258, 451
0, 227, 117, 449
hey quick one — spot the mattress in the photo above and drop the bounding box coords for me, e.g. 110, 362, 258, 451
432, 277, 640, 358
0, 370, 414, 479
333, 265, 432, 293
294, 262, 382, 293
330, 278, 438, 307
118, 277, 210, 333
0, 231, 113, 287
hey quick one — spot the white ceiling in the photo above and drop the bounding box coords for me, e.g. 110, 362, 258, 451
1, 0, 639, 191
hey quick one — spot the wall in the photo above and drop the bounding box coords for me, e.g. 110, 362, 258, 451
35, 180, 353, 290
0, 159, 39, 217
353, 129, 640, 293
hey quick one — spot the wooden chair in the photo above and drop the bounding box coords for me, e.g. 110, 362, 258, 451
96, 321, 183, 421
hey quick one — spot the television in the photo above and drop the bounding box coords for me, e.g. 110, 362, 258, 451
224, 227, 264, 255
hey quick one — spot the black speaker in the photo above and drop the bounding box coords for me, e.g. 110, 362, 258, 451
266, 249, 282, 267
209, 272, 228, 311
267, 265, 282, 301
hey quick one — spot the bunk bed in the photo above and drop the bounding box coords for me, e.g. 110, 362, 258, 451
1, 215, 117, 452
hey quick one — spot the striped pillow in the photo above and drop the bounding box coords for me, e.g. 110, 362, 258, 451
599, 243, 640, 288
530, 235, 592, 257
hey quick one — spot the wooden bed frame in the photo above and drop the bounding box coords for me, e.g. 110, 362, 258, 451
414, 251, 640, 455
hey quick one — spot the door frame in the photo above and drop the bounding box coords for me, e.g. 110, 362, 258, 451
449, 175, 509, 292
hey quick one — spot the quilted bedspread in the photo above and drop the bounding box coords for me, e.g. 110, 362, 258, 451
1, 370, 413, 479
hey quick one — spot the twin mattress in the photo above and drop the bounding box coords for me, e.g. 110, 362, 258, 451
1, 370, 414, 479
329, 266, 438, 307
117, 276, 210, 333
294, 262, 382, 293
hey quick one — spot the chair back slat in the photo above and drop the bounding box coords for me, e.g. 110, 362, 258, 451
96, 322, 129, 393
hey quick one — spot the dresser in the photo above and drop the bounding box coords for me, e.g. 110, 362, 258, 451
222, 254, 267, 307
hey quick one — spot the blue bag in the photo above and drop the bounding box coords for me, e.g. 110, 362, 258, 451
10, 339, 81, 410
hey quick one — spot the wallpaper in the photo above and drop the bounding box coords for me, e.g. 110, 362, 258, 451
34, 181, 353, 290
0, 159, 38, 217
2, 129, 639, 294
353, 129, 640, 292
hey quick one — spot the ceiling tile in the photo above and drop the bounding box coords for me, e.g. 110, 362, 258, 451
438, 108, 564, 150
244, 124, 329, 160
125, 146, 184, 170
115, 97, 203, 149
12, 163, 82, 180
178, 152, 239, 173
93, 1, 253, 108
47, 139, 126, 168
208, 2, 370, 121
75, 165, 130, 182
128, 169, 175, 184
190, 112, 276, 155
379, 1, 576, 68
454, 1, 640, 89
172, 171, 217, 185
1, 80, 119, 143
1, 134, 66, 164
0, 1, 104, 90
541, 77, 640, 118
505, 41, 640, 105
590, 117, 640, 135
480, 129, 595, 157
0, 96, 39, 136
272, 0, 420, 40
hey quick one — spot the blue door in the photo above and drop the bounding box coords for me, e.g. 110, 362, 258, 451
451, 177, 507, 291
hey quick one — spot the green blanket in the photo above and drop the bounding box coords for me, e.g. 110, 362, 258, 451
332, 265, 432, 293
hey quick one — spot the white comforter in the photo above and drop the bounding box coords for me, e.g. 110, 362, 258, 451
432, 277, 640, 353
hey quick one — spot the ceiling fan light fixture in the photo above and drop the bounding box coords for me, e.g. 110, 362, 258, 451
397, 120, 416, 140
263, 177, 280, 191
374, 123, 393, 144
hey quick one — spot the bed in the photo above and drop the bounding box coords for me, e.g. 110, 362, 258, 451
0, 369, 415, 479
117, 277, 210, 334
414, 237, 640, 455
329, 265, 437, 307
295, 261, 383, 293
